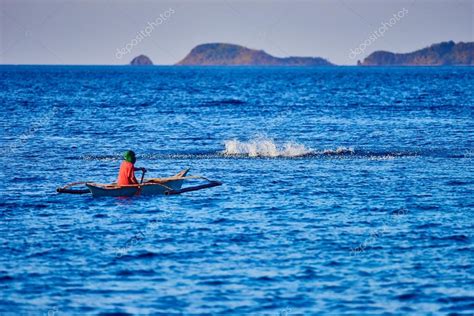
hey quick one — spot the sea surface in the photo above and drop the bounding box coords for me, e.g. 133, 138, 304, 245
0, 66, 473, 315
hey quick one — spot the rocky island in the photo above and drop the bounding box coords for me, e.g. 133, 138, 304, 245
360, 41, 474, 66
176, 43, 333, 66
130, 55, 153, 65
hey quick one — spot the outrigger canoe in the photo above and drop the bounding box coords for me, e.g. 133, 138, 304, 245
57, 169, 222, 197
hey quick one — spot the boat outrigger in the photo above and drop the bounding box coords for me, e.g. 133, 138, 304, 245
57, 169, 222, 197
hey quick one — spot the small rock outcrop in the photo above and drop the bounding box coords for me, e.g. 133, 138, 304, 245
130, 55, 153, 66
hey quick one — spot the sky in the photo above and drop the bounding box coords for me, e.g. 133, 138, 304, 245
0, 0, 472, 65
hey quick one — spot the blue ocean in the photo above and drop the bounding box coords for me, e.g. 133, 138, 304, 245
0, 66, 473, 315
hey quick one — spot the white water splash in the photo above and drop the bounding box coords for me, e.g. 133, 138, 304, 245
321, 147, 355, 155
223, 138, 312, 157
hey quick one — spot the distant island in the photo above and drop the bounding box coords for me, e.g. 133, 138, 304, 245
128, 41, 473, 67
360, 41, 474, 66
130, 55, 153, 65
176, 43, 333, 66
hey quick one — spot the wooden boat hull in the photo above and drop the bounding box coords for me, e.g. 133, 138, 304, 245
86, 179, 185, 197
86, 169, 189, 197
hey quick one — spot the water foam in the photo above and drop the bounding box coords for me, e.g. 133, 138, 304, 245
223, 138, 312, 157
321, 147, 355, 155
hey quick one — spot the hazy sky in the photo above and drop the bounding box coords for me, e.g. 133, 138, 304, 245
0, 0, 472, 65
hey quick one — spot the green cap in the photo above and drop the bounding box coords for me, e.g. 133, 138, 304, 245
123, 150, 136, 163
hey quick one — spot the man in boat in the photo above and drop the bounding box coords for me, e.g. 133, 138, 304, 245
117, 150, 147, 185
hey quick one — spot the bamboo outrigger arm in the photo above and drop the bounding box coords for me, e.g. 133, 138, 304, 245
56, 182, 92, 194
165, 180, 222, 195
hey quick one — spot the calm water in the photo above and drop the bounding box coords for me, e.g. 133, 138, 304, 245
0, 66, 473, 315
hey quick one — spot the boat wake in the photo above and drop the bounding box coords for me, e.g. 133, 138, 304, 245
74, 140, 471, 161
222, 138, 312, 157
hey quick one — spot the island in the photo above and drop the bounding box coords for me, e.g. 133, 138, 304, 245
359, 41, 474, 66
176, 43, 333, 66
130, 55, 153, 66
